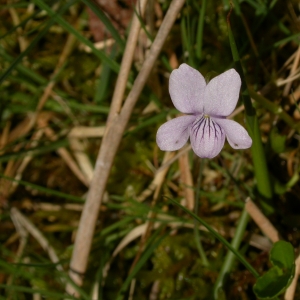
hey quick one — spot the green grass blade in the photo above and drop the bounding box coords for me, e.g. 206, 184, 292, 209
0, 10, 40, 39
249, 88, 300, 131
32, 0, 119, 73
196, 0, 207, 59
0, 139, 70, 163
0, 0, 76, 85
116, 230, 167, 299
0, 175, 84, 202
133, 6, 153, 42
0, 284, 78, 299
94, 45, 117, 103
0, 47, 47, 85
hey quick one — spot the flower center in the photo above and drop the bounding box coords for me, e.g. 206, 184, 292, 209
190, 114, 223, 141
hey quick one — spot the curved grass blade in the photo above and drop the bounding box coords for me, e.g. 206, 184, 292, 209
168, 197, 259, 279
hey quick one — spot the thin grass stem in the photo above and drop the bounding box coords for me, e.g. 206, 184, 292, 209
194, 158, 209, 267
196, 0, 207, 59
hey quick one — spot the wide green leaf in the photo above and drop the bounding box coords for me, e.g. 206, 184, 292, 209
253, 241, 295, 299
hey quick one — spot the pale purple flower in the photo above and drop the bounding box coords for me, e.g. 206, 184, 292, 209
156, 64, 252, 158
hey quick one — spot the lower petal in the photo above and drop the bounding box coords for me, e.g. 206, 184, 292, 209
156, 115, 196, 151
213, 118, 252, 149
190, 116, 225, 158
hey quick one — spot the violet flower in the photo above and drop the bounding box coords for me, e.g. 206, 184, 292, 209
156, 64, 252, 158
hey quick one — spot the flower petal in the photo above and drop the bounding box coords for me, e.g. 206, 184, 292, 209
156, 115, 196, 151
204, 69, 241, 117
190, 116, 225, 158
213, 118, 252, 149
169, 63, 206, 114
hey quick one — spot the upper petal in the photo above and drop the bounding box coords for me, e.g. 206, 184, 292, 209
156, 115, 196, 151
169, 63, 206, 114
204, 69, 241, 117
190, 116, 225, 158
213, 118, 252, 149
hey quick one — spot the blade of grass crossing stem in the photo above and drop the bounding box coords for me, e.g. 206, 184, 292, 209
213, 207, 249, 299
32, 0, 119, 73
81, 0, 125, 50
65, 101, 110, 114
169, 198, 259, 279
0, 139, 70, 163
99, 217, 136, 237
0, 0, 76, 85
116, 230, 167, 300
196, 0, 207, 59
227, 11, 273, 202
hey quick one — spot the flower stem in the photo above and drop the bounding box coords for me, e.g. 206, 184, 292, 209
227, 7, 273, 203
194, 158, 209, 267
213, 206, 249, 299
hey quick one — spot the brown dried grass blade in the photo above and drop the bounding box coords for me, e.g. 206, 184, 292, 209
10, 207, 64, 273
179, 152, 194, 210
67, 0, 186, 295
245, 198, 280, 243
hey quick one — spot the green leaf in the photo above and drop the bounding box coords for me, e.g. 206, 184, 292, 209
253, 241, 295, 299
